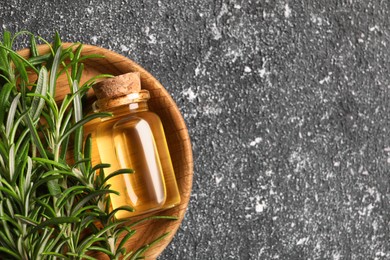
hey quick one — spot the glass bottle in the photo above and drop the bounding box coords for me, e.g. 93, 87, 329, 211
90, 73, 181, 219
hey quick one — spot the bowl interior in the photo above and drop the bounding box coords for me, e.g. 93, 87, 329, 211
18, 43, 193, 259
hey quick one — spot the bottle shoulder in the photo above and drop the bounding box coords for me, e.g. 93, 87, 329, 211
86, 108, 163, 130
125, 110, 162, 123
110, 110, 162, 127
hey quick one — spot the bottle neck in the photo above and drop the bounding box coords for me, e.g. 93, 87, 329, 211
95, 100, 149, 120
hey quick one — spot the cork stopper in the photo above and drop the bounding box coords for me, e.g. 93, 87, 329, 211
93, 72, 141, 100
92, 72, 150, 111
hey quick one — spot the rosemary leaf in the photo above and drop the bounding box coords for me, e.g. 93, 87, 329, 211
28, 216, 81, 236
59, 112, 112, 144
48, 47, 61, 98
129, 232, 171, 260
24, 113, 48, 160
0, 45, 39, 74
5, 93, 21, 139
0, 246, 20, 258
0, 82, 14, 123
30, 66, 48, 121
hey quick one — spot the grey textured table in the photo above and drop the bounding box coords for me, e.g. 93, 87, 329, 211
1, 0, 390, 259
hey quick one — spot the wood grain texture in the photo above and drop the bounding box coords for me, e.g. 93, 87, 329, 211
18, 43, 193, 259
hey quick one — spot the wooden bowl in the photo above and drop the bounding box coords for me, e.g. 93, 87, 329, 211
18, 44, 193, 259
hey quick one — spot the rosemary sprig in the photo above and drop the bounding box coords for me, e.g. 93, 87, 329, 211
0, 31, 176, 259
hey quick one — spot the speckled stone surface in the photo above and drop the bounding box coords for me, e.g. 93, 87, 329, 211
2, 0, 390, 259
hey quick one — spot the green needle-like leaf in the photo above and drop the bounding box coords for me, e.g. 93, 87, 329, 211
72, 79, 83, 164
3, 31, 11, 48
59, 112, 112, 144
30, 66, 48, 121
49, 47, 61, 97
41, 252, 67, 258
71, 189, 117, 215
88, 246, 115, 256
103, 168, 134, 184
6, 93, 21, 138
130, 232, 170, 260
29, 34, 39, 58
0, 82, 14, 124
117, 228, 137, 253
0, 45, 39, 74
28, 53, 51, 66
28, 216, 81, 236
0, 246, 20, 258
32, 157, 69, 171
14, 214, 39, 226
25, 113, 48, 160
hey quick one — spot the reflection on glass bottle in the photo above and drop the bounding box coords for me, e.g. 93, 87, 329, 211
113, 117, 166, 210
